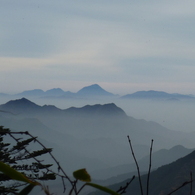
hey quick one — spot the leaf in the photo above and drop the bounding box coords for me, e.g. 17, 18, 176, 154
73, 168, 91, 182
86, 183, 120, 195
0, 161, 39, 185
18, 184, 35, 195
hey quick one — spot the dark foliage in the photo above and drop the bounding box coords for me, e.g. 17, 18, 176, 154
0, 126, 56, 195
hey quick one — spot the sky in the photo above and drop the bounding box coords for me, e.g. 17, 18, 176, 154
0, 0, 195, 95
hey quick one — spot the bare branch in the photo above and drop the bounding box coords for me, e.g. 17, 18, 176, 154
146, 139, 153, 195
127, 135, 143, 195
116, 175, 135, 194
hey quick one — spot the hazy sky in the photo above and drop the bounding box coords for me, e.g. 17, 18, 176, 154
1, 1, 195, 95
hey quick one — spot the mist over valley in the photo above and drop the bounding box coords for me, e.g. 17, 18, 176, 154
1, 84, 195, 133
1, 84, 195, 194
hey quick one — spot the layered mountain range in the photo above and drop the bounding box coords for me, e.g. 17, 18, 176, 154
0, 97, 126, 117
0, 97, 195, 194
0, 98, 195, 175
0, 84, 194, 100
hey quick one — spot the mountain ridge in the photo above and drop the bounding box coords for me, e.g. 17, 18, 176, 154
121, 90, 194, 100
0, 84, 194, 100
0, 98, 194, 151
0, 98, 126, 117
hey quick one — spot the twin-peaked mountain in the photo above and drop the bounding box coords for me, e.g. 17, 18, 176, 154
16, 88, 67, 97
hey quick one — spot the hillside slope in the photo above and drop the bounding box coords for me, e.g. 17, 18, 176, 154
91, 150, 195, 195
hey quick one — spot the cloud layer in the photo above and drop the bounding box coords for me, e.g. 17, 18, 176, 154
0, 1, 195, 94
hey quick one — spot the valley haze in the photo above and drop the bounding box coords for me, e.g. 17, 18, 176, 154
1, 84, 195, 194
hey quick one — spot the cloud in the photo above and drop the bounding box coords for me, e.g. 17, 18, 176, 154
0, 1, 195, 93
1, 0, 195, 59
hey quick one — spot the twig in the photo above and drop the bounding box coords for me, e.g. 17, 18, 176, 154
127, 135, 143, 195
146, 139, 153, 195
116, 175, 135, 194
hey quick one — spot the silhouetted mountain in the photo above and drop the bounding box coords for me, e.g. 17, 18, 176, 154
121, 90, 194, 100
91, 150, 195, 195
76, 84, 114, 97
0, 98, 63, 115
0, 98, 126, 117
0, 98, 41, 114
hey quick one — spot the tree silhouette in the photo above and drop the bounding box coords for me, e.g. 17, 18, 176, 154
0, 126, 56, 194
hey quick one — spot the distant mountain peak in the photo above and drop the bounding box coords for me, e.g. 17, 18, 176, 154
78, 84, 104, 92
77, 84, 114, 96
121, 90, 194, 100
88, 84, 100, 88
